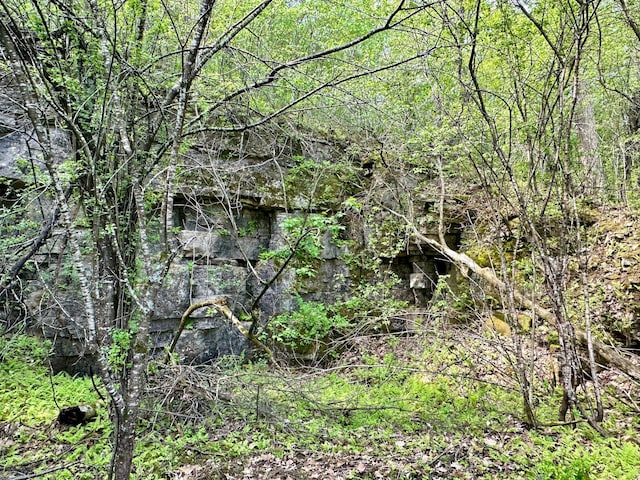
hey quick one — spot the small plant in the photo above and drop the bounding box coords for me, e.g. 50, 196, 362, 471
238, 219, 257, 237
337, 275, 407, 331
259, 212, 345, 284
429, 274, 452, 315
262, 298, 352, 354
106, 328, 133, 371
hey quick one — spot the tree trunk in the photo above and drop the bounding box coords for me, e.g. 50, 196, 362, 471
113, 410, 137, 480
575, 81, 604, 197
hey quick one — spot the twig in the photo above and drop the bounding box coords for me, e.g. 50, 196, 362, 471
6, 461, 81, 480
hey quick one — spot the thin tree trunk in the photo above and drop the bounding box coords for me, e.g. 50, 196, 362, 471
113, 410, 137, 480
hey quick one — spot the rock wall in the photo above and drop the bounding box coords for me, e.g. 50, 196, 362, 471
0, 95, 460, 371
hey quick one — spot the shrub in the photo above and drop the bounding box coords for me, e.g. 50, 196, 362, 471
263, 298, 352, 354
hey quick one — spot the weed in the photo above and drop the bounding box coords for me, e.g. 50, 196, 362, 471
2, 334, 640, 479
262, 297, 351, 354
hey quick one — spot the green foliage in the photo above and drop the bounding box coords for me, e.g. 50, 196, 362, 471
427, 274, 456, 320
262, 297, 351, 353
526, 432, 640, 480
237, 220, 257, 238
337, 273, 407, 330
285, 157, 360, 208
0, 335, 111, 477
2, 334, 640, 478
364, 208, 407, 259
260, 212, 344, 281
0, 334, 51, 366
0, 191, 44, 271
106, 328, 133, 371
0, 335, 229, 478
280, 216, 326, 259
6, 0, 640, 477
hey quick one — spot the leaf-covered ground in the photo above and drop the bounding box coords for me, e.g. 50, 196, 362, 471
2, 329, 640, 480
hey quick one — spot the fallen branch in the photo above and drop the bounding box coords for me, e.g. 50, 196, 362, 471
410, 228, 640, 380
0, 206, 60, 300
7, 462, 81, 480
165, 297, 275, 364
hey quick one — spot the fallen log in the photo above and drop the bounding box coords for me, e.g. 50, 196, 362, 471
411, 229, 640, 381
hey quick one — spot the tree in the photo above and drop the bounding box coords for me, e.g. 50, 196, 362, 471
407, 0, 640, 431
357, 0, 640, 431
0, 1, 439, 477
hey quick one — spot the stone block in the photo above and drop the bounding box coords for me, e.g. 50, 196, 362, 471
410, 273, 427, 289
154, 263, 192, 318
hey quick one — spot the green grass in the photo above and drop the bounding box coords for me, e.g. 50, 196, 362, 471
1, 334, 639, 479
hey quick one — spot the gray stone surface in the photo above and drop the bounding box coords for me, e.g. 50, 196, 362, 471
0, 129, 70, 184
0, 81, 456, 371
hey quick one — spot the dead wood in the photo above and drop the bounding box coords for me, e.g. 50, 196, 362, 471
411, 229, 640, 381
165, 297, 275, 364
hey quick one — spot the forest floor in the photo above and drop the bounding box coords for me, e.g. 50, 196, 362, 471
2, 324, 640, 480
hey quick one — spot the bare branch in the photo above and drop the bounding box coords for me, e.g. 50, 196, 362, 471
186, 50, 434, 134
165, 297, 275, 364
197, 1, 438, 120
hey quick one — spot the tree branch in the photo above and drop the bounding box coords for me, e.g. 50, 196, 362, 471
165, 297, 275, 364
403, 219, 640, 381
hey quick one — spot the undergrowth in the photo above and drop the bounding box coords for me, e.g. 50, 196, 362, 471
1, 333, 639, 479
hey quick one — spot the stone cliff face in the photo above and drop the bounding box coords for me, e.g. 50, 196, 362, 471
0, 87, 459, 371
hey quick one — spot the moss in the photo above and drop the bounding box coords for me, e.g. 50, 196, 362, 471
464, 245, 496, 268
484, 315, 512, 336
